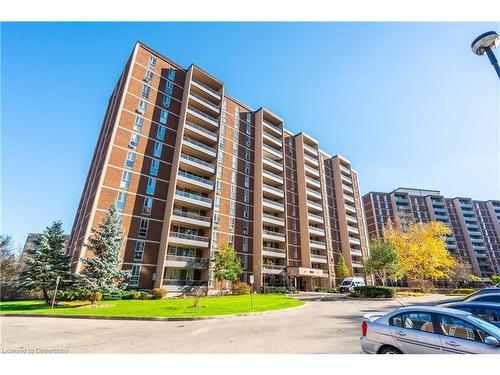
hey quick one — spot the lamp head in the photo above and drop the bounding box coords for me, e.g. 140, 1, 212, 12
471, 31, 500, 56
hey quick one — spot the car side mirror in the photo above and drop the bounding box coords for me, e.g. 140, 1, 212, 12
484, 336, 500, 346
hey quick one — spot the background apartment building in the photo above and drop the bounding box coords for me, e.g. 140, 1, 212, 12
67, 41, 369, 292
363, 187, 500, 280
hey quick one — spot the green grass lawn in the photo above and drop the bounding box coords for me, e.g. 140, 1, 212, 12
0, 294, 303, 318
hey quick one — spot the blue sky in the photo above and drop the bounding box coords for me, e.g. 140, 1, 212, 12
1, 22, 499, 249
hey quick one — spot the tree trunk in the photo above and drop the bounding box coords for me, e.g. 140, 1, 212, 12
42, 289, 50, 304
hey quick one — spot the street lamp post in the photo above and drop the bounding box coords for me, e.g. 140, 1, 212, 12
471, 31, 500, 79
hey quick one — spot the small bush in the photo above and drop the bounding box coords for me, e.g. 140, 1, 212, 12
449, 288, 476, 295
55, 289, 91, 301
491, 276, 500, 285
101, 290, 136, 300
351, 286, 395, 298
314, 287, 337, 293
231, 281, 251, 295
151, 288, 167, 300
262, 286, 287, 294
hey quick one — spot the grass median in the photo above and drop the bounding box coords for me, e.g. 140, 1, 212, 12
0, 294, 303, 318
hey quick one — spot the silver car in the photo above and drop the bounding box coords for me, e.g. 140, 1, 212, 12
360, 305, 500, 354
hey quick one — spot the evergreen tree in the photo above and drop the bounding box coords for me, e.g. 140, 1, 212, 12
78, 204, 128, 303
19, 221, 71, 304
335, 254, 351, 282
214, 243, 243, 293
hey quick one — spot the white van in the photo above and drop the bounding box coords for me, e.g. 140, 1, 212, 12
339, 277, 365, 293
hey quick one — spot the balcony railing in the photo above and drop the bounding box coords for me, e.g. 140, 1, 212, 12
263, 132, 283, 147
347, 225, 359, 234
263, 156, 283, 170
263, 229, 286, 238
178, 170, 214, 188
346, 214, 358, 223
262, 264, 286, 273
163, 279, 206, 286
263, 198, 285, 210
263, 183, 284, 197
189, 92, 219, 111
306, 176, 321, 187
183, 136, 217, 154
263, 170, 284, 183
263, 120, 282, 135
263, 144, 283, 159
172, 210, 211, 223
170, 231, 210, 243
187, 106, 219, 125
349, 237, 361, 245
304, 154, 319, 166
175, 189, 212, 205
310, 239, 326, 248
307, 200, 323, 211
262, 247, 286, 254
342, 184, 354, 193
340, 164, 350, 175
192, 79, 220, 96
180, 153, 215, 171
303, 143, 318, 156
311, 254, 327, 262
307, 188, 322, 199
185, 121, 218, 140
305, 165, 320, 177
262, 213, 285, 224
166, 255, 209, 268
345, 204, 357, 213
308, 212, 324, 222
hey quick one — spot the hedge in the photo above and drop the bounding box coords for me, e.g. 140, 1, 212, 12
314, 287, 337, 293
448, 288, 476, 296
262, 286, 287, 294
350, 286, 395, 298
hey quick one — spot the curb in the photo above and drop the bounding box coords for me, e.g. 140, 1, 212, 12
0, 302, 307, 322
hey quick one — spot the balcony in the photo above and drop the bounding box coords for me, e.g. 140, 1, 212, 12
395, 197, 409, 204
165, 255, 209, 269
189, 92, 220, 113
446, 244, 457, 250
179, 153, 215, 174
171, 210, 211, 228
309, 226, 325, 236
191, 79, 221, 99
263, 132, 283, 148
177, 170, 214, 191
349, 237, 361, 245
341, 174, 352, 184
470, 238, 484, 244
305, 176, 321, 189
351, 261, 364, 269
464, 216, 477, 222
432, 200, 445, 207
169, 231, 210, 248
462, 209, 475, 216
162, 279, 206, 291
187, 106, 219, 127
311, 253, 328, 264
263, 198, 285, 212
262, 264, 286, 275
433, 208, 447, 213
263, 144, 283, 160
308, 212, 324, 224
305, 164, 320, 178
467, 223, 480, 229
475, 252, 488, 258
342, 184, 354, 194
350, 249, 362, 257
345, 204, 357, 214
344, 194, 355, 204
262, 213, 285, 226
263, 170, 284, 185
346, 214, 358, 224
310, 239, 326, 250
340, 164, 350, 175
184, 121, 218, 142
303, 143, 318, 156
262, 229, 286, 242
183, 136, 217, 158
434, 214, 449, 221
473, 245, 487, 251
307, 200, 323, 212
175, 190, 212, 209
263, 183, 285, 198
262, 120, 282, 136
347, 225, 359, 234
263, 156, 284, 172
468, 230, 482, 236
262, 247, 287, 259
304, 154, 319, 167
461, 203, 473, 209
306, 188, 322, 200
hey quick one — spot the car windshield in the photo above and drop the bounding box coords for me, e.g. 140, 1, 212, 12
341, 281, 352, 286
467, 314, 500, 337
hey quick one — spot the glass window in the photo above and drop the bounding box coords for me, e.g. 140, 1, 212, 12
134, 116, 144, 132
153, 142, 162, 158
244, 206, 249, 219
243, 221, 249, 234
143, 197, 153, 215
141, 85, 150, 99
120, 171, 132, 189
244, 161, 250, 174
245, 136, 251, 147
129, 265, 141, 286
231, 171, 237, 184
156, 125, 166, 141
474, 307, 500, 325
125, 151, 136, 168
159, 109, 168, 125
138, 100, 147, 114
391, 312, 434, 333
244, 176, 250, 188
144, 70, 153, 82
230, 201, 236, 215
233, 131, 239, 142
229, 217, 235, 230
163, 95, 171, 108
232, 156, 238, 170
166, 81, 174, 95
215, 196, 221, 210
134, 241, 145, 261
129, 133, 140, 148
216, 180, 222, 195
243, 237, 248, 252
438, 314, 487, 342
150, 159, 160, 176
146, 177, 156, 195
230, 185, 237, 199
245, 149, 251, 161
148, 56, 157, 68
246, 122, 251, 135
116, 191, 127, 210
246, 113, 251, 123
244, 190, 250, 203
167, 68, 176, 81
219, 138, 225, 149
233, 143, 238, 155
138, 219, 149, 237
474, 295, 500, 303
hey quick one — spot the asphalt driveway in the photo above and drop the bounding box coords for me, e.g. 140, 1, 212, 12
0, 293, 456, 354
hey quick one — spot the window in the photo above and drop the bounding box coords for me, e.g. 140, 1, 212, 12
137, 100, 147, 114
217, 167, 223, 180
134, 116, 144, 132
220, 123, 226, 136
391, 312, 435, 333
245, 136, 251, 147
219, 138, 225, 149
163, 95, 171, 108
134, 241, 145, 261
150, 159, 160, 176
233, 143, 239, 155
153, 142, 163, 158
243, 221, 249, 235
246, 113, 251, 124
231, 171, 237, 184
228, 234, 234, 245
148, 56, 157, 68
230, 201, 236, 215
232, 156, 238, 170
472, 295, 500, 303
233, 131, 239, 142
167, 68, 176, 81
243, 237, 249, 252
244, 176, 250, 188
437, 314, 487, 342
230, 185, 237, 199
222, 99, 227, 110
143, 197, 153, 216
244, 206, 249, 219
218, 152, 224, 165
116, 191, 127, 210
125, 151, 136, 168
166, 81, 174, 95
474, 307, 500, 325
156, 125, 166, 141
159, 109, 168, 125
129, 133, 140, 149
144, 70, 153, 82
229, 217, 235, 230
146, 178, 156, 195
214, 213, 220, 226
244, 190, 250, 203
245, 149, 251, 161
120, 171, 132, 189
138, 219, 149, 237
215, 196, 221, 210
216, 180, 222, 195
141, 85, 150, 99
129, 265, 141, 286
246, 122, 251, 135
244, 161, 250, 174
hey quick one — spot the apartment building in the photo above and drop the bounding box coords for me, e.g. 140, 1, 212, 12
66, 41, 369, 292
363, 187, 500, 280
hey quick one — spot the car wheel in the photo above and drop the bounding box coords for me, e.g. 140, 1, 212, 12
379, 346, 402, 354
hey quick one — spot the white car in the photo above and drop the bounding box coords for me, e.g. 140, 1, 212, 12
339, 277, 365, 293
360, 305, 500, 354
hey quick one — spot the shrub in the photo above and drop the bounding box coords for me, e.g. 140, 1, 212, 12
262, 286, 287, 294
151, 288, 167, 300
491, 276, 500, 285
449, 288, 476, 295
55, 289, 91, 301
351, 286, 395, 298
231, 281, 251, 295
101, 290, 136, 300
314, 287, 337, 293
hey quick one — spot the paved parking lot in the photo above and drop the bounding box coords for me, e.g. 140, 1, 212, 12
0, 294, 456, 354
